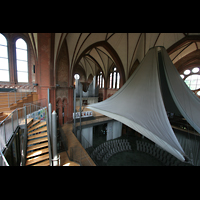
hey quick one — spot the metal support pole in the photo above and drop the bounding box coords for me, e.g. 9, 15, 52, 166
22, 106, 27, 166
3, 123, 6, 148
73, 87, 76, 136
48, 103, 52, 142
79, 82, 82, 142
52, 110, 58, 166
47, 88, 50, 104
46, 109, 52, 166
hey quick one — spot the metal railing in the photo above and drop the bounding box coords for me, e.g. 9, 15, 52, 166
0, 98, 52, 166
23, 98, 47, 112
70, 145, 94, 166
70, 129, 96, 166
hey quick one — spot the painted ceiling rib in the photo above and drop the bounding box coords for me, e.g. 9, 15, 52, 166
127, 33, 128, 71
87, 54, 105, 77
171, 42, 191, 53
144, 33, 146, 57
105, 33, 108, 40
106, 33, 115, 41
79, 59, 85, 69
86, 54, 97, 64
71, 33, 82, 69
129, 33, 142, 70
30, 33, 37, 59
96, 47, 113, 61
73, 33, 91, 69
95, 48, 106, 71
55, 33, 66, 65
88, 48, 93, 54
172, 42, 193, 61
153, 33, 161, 47
83, 57, 87, 75
195, 42, 198, 50
85, 56, 95, 75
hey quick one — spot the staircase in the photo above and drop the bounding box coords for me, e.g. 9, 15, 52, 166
26, 119, 50, 166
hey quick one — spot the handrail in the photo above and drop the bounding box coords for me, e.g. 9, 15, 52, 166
23, 98, 47, 108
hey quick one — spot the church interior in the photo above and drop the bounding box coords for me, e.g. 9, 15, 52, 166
1, 33, 200, 166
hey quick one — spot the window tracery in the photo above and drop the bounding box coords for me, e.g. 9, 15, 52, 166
97, 71, 104, 88
180, 66, 200, 97
109, 67, 120, 89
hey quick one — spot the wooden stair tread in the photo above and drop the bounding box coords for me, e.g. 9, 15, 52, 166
26, 153, 49, 166
28, 126, 47, 135
27, 136, 48, 146
28, 131, 47, 140
27, 142, 48, 152
27, 147, 49, 159
28, 120, 41, 129
28, 121, 46, 132
32, 159, 50, 166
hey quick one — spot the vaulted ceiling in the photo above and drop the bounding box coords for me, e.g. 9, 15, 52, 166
28, 33, 200, 81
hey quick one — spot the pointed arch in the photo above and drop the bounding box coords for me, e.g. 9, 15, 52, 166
74, 41, 125, 87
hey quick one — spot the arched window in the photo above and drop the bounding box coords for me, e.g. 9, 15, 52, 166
16, 38, 28, 83
97, 71, 104, 88
0, 33, 9, 82
109, 67, 120, 89
180, 67, 200, 97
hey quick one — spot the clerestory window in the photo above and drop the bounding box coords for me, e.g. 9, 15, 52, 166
109, 67, 120, 89
97, 71, 104, 88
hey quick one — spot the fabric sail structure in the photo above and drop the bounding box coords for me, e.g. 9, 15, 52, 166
87, 46, 193, 162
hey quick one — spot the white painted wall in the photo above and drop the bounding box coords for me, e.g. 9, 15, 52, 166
107, 120, 122, 141
81, 127, 93, 149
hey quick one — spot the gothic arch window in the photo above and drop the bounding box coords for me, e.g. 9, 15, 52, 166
15, 38, 28, 83
97, 71, 104, 88
180, 66, 200, 97
0, 33, 9, 82
109, 67, 120, 89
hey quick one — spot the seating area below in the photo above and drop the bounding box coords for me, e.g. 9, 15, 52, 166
91, 139, 132, 163
136, 140, 192, 166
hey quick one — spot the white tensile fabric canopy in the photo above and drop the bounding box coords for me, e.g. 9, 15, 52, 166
87, 46, 200, 162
